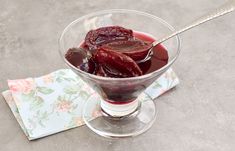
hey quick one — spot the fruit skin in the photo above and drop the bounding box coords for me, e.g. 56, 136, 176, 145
93, 48, 143, 78
101, 39, 153, 61
84, 26, 133, 50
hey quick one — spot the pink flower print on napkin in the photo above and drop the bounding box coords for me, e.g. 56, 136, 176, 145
56, 100, 73, 112
42, 74, 54, 84
65, 117, 85, 129
71, 117, 84, 125
54, 96, 78, 113
8, 78, 35, 94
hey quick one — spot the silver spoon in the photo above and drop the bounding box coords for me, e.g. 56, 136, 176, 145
138, 0, 235, 63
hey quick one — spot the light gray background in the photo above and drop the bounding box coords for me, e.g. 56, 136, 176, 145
0, 0, 235, 151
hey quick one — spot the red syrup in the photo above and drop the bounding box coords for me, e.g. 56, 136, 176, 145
134, 32, 168, 74
65, 26, 169, 104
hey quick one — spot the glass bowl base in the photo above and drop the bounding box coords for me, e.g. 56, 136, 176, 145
83, 93, 157, 138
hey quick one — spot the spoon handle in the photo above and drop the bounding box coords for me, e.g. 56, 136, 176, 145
153, 0, 235, 46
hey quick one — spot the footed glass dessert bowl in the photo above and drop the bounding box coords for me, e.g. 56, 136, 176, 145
59, 9, 181, 138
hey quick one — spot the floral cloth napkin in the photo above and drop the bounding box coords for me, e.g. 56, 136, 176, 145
2, 68, 179, 140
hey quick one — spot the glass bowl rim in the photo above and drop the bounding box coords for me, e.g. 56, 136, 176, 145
59, 9, 181, 81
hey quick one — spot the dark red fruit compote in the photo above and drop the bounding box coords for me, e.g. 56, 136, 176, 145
65, 26, 168, 79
